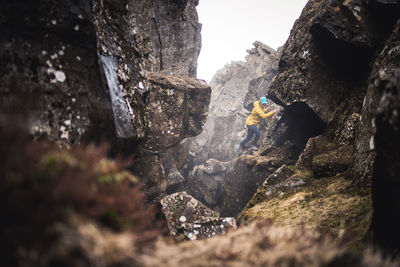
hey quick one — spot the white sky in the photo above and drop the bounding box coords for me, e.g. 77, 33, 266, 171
196, 0, 309, 82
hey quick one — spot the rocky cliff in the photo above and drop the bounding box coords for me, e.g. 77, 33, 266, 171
0, 0, 209, 201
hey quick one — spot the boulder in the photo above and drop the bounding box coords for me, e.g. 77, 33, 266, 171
143, 73, 211, 151
185, 158, 231, 208
219, 144, 297, 217
160, 192, 236, 240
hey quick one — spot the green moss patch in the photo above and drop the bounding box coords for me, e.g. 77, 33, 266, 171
240, 175, 372, 247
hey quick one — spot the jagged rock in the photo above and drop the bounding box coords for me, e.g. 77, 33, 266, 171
260, 0, 400, 189
264, 178, 306, 200
258, 165, 306, 203
160, 192, 236, 239
353, 16, 400, 187
0, 0, 104, 146
296, 136, 354, 178
239, 165, 303, 214
265, 165, 295, 185
166, 163, 185, 189
177, 42, 281, 212
202, 158, 230, 175
0, 0, 203, 146
296, 136, 334, 168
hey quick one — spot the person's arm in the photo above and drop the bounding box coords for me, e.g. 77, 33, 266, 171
254, 105, 276, 118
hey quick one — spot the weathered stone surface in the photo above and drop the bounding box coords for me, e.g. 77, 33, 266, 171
0, 0, 208, 204
261, 0, 400, 189
180, 217, 237, 240
238, 165, 303, 215
353, 18, 400, 187
185, 158, 231, 209
0, 0, 204, 145
369, 20, 400, 254
264, 165, 295, 185
132, 0, 202, 77
144, 73, 211, 150
219, 144, 298, 217
0, 0, 105, 147
160, 192, 236, 240
166, 163, 185, 189
312, 145, 354, 178
268, 0, 378, 122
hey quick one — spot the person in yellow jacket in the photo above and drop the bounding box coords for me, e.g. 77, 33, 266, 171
238, 97, 279, 151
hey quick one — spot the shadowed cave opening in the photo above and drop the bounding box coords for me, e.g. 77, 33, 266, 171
267, 95, 326, 153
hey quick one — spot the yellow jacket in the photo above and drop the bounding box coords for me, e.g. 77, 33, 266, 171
245, 100, 275, 126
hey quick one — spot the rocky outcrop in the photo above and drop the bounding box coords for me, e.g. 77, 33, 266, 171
0, 0, 208, 201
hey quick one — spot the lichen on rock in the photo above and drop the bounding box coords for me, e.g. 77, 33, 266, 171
160, 192, 236, 240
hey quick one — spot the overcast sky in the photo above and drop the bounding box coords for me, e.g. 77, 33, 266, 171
196, 0, 309, 82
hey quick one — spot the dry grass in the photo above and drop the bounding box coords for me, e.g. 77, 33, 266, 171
141, 220, 348, 267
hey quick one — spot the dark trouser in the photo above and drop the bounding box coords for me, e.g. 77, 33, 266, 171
240, 125, 260, 148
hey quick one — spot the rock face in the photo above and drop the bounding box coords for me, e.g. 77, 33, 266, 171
251, 0, 400, 255
0, 0, 209, 200
268, 0, 377, 121
370, 21, 400, 254
132, 0, 202, 77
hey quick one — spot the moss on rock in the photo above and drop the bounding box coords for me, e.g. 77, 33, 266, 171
239, 175, 372, 247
